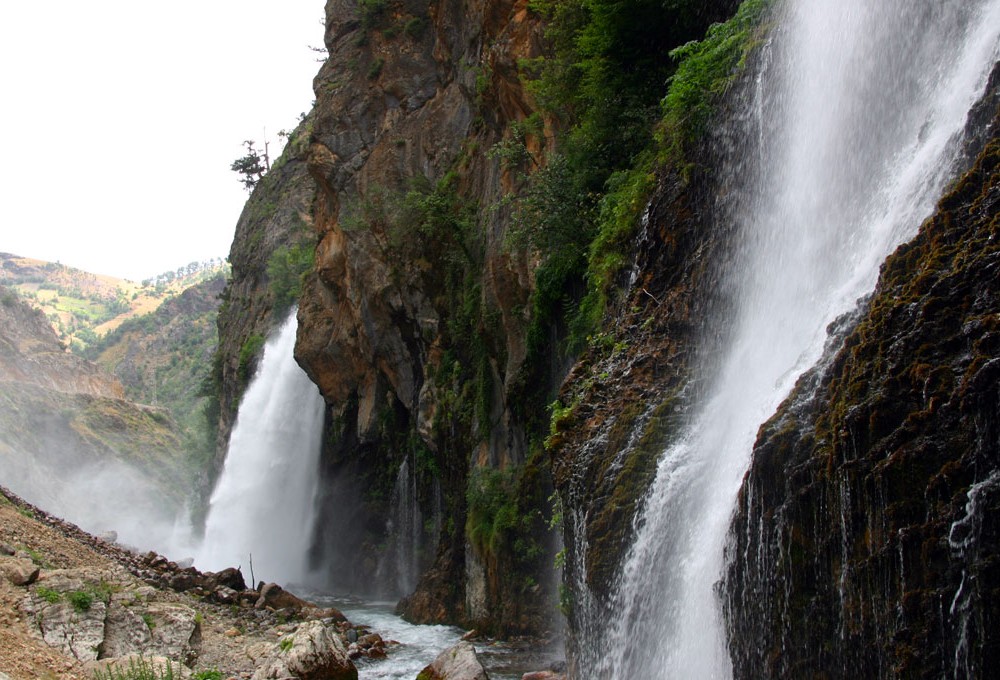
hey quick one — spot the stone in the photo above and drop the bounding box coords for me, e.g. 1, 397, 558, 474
521, 673, 565, 680
144, 602, 201, 665
100, 601, 152, 659
0, 556, 40, 586
211, 567, 247, 592
0, 542, 14, 556
251, 620, 357, 680
417, 641, 489, 680
255, 582, 312, 612
23, 594, 107, 662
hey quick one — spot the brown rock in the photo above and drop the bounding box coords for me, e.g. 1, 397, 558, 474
255, 582, 312, 612
0, 556, 39, 586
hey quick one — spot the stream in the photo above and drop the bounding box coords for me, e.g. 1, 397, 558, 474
310, 594, 561, 679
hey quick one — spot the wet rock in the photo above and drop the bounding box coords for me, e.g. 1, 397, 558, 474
168, 572, 197, 592
251, 620, 357, 680
521, 672, 565, 680
416, 641, 489, 680
0, 556, 39, 586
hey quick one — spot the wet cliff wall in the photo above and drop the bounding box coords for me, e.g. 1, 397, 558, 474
722, 100, 1000, 678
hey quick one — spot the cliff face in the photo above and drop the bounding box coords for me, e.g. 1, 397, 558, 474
293, 0, 552, 633
722, 120, 1000, 676
213, 119, 317, 473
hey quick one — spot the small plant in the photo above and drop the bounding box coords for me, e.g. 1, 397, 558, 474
36, 586, 61, 604
279, 637, 294, 653
367, 57, 385, 80
142, 613, 156, 630
69, 590, 94, 612
193, 670, 223, 680
403, 16, 425, 39
91, 656, 177, 680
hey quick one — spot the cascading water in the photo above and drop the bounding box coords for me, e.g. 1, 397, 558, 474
587, 0, 1000, 677
377, 456, 423, 597
197, 311, 325, 586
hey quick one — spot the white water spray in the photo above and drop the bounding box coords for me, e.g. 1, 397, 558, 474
197, 311, 325, 586
592, 0, 1000, 677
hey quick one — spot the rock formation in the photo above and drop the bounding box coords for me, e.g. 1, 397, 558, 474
723, 123, 1000, 678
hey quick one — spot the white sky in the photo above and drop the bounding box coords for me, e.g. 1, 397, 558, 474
0, 0, 323, 282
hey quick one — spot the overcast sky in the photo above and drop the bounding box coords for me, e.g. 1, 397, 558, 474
0, 0, 323, 282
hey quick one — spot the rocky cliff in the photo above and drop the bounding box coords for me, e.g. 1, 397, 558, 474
296, 0, 549, 632
212, 0, 739, 638
722, 104, 1000, 678
213, 116, 317, 472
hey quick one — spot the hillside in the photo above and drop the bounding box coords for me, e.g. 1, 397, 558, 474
0, 253, 227, 352
0, 286, 193, 552
0, 485, 363, 680
84, 275, 227, 488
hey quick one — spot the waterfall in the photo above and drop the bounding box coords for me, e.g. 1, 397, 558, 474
591, 0, 1000, 677
197, 311, 325, 586
377, 456, 423, 597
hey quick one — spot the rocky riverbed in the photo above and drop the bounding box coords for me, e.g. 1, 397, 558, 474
0, 485, 566, 680
0, 485, 372, 679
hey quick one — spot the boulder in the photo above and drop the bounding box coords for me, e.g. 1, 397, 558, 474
100, 601, 153, 658
144, 602, 201, 665
0, 556, 39, 586
417, 641, 489, 680
255, 582, 312, 612
23, 594, 107, 662
251, 620, 357, 680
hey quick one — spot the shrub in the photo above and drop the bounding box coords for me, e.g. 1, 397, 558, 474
68, 590, 94, 612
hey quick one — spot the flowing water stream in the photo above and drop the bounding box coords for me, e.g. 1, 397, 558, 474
584, 0, 1000, 677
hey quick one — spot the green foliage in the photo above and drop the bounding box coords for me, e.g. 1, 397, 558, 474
68, 589, 94, 612
143, 613, 156, 630
403, 16, 425, 39
193, 671, 223, 680
231, 140, 269, 192
367, 57, 385, 80
279, 636, 294, 652
36, 586, 61, 604
659, 0, 772, 162
466, 467, 521, 559
91, 657, 177, 680
238, 333, 266, 382
267, 242, 314, 313
358, 0, 388, 40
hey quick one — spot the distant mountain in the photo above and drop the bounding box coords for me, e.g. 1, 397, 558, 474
0, 285, 194, 550
84, 274, 227, 471
0, 253, 228, 352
